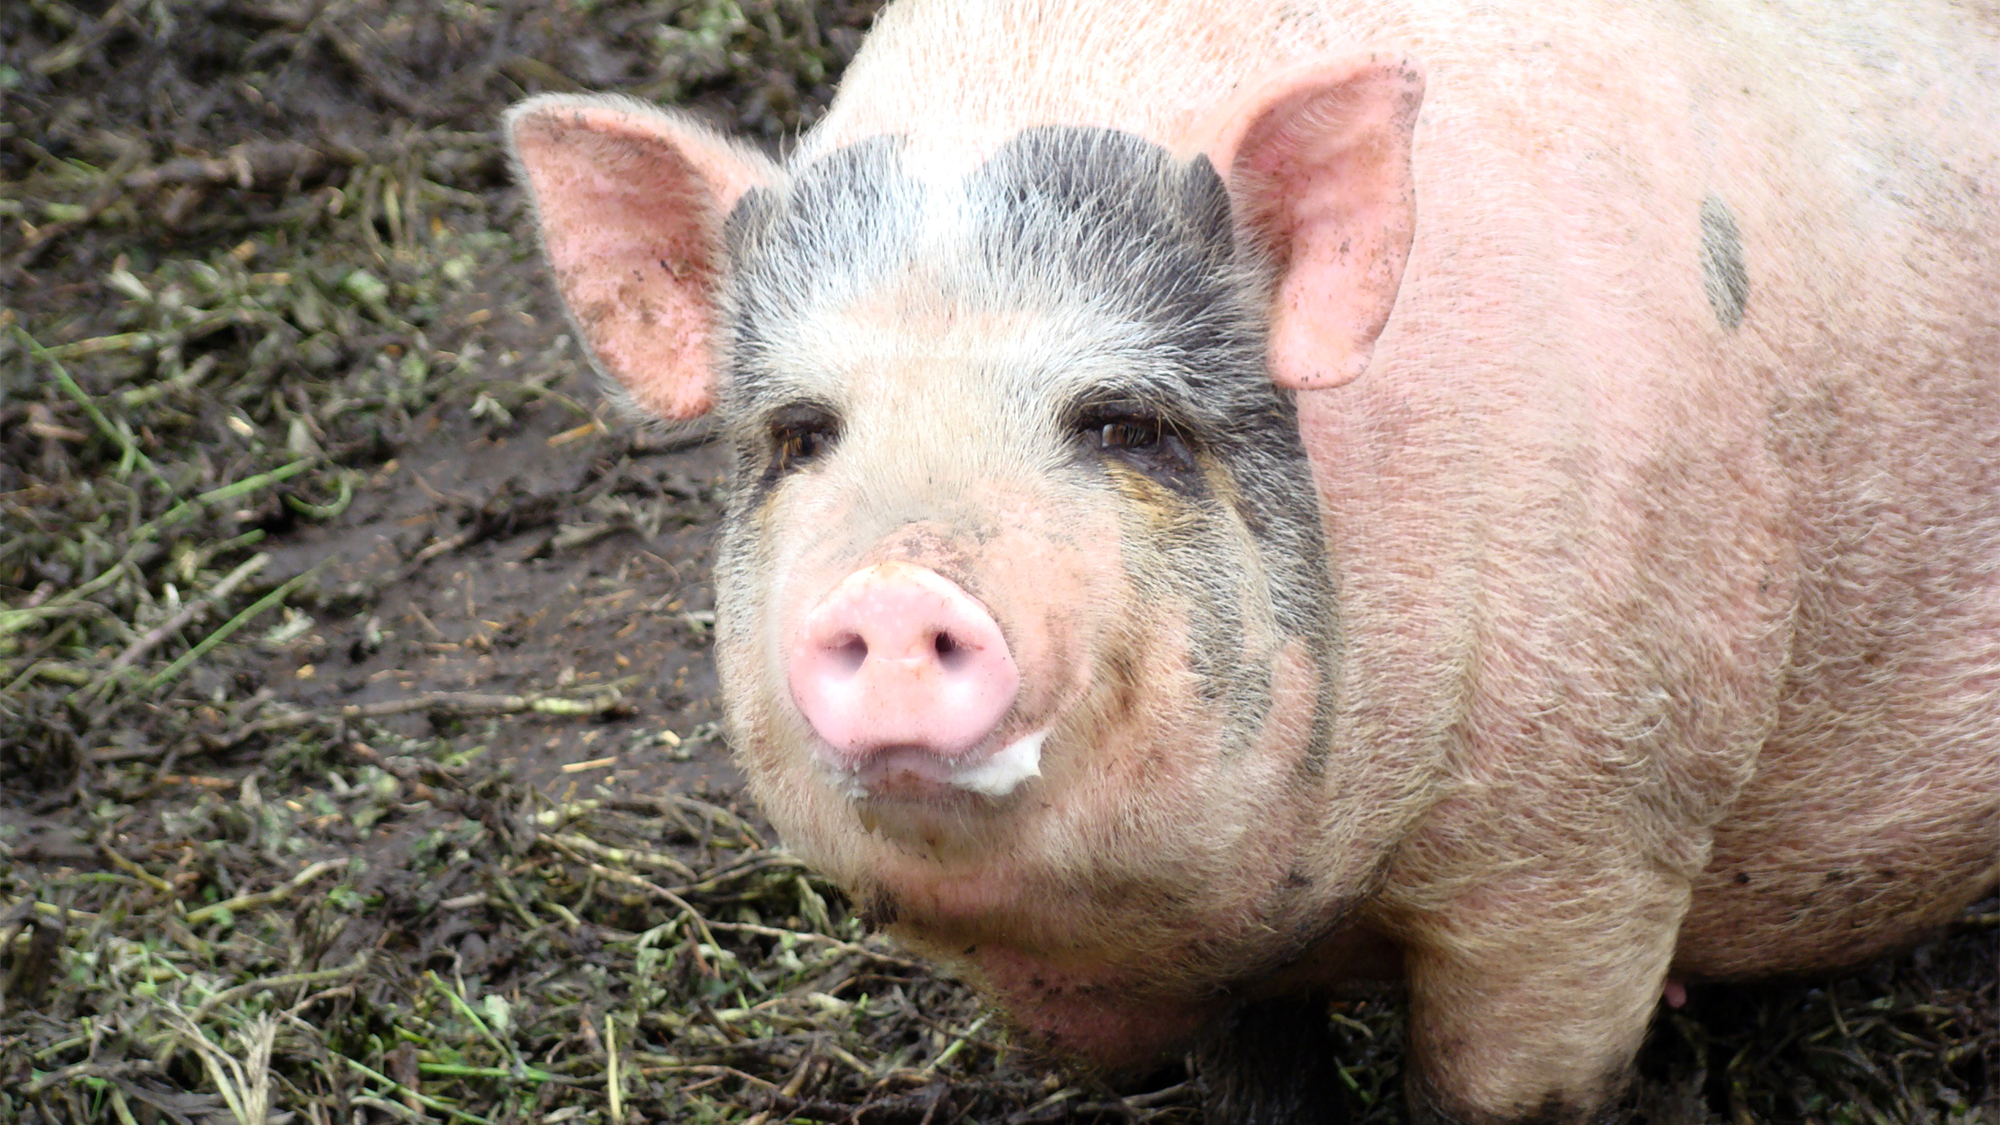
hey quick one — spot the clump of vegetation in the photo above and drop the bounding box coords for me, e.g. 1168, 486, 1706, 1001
0, 739, 1158, 1123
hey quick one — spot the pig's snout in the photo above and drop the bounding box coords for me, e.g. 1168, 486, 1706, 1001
790, 562, 1023, 786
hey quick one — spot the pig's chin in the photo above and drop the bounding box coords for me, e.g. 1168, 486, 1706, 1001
815, 729, 1048, 804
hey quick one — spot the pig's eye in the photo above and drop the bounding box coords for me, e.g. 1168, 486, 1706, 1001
1075, 407, 1197, 478
1097, 419, 1160, 451
769, 405, 840, 470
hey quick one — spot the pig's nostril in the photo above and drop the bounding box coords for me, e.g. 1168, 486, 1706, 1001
935, 630, 979, 670
831, 634, 868, 674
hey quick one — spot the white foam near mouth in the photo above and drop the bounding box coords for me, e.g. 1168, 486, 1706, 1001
946, 729, 1046, 797
821, 729, 1048, 800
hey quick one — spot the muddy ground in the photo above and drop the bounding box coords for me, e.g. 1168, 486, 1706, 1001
0, 2, 1993, 1123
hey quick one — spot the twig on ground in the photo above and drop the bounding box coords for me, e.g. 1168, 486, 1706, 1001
143, 560, 331, 692
23, 1059, 162, 1097
542, 831, 699, 882
91, 552, 271, 688
13, 325, 173, 492
330, 1053, 496, 1125
182, 858, 349, 927
123, 141, 340, 193
699, 920, 925, 973
96, 831, 174, 895
282, 688, 626, 726
563, 855, 719, 972
182, 953, 370, 1026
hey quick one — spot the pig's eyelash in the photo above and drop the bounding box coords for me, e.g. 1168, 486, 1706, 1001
767, 403, 842, 470
1070, 400, 1199, 478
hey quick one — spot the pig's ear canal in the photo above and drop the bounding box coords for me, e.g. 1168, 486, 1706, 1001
505, 95, 779, 421
1203, 55, 1426, 391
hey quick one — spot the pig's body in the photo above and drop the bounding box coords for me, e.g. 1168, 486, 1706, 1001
508, 1, 2000, 1120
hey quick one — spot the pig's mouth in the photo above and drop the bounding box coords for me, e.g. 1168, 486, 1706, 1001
820, 728, 1047, 802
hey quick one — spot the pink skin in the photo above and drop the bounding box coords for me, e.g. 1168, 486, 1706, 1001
788, 561, 1022, 780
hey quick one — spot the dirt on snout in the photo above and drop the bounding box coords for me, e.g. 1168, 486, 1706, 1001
0, 3, 1993, 1123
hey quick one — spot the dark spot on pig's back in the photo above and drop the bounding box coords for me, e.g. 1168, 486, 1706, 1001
1700, 194, 1749, 330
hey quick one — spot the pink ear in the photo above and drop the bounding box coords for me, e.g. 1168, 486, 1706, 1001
505, 95, 778, 420
1200, 56, 1424, 390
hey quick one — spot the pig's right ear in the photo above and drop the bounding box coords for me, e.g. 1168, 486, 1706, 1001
505, 95, 778, 420
1195, 55, 1425, 391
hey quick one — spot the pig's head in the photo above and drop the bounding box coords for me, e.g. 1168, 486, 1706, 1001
507, 57, 1423, 1065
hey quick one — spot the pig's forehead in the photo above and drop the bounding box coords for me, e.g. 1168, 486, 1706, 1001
720, 124, 1250, 398
749, 286, 1179, 415
728, 124, 1236, 275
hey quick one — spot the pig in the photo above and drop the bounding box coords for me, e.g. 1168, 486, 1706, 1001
504, 0, 2000, 1120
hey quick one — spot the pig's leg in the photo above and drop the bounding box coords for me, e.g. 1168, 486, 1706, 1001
1396, 868, 1687, 1123
1195, 996, 1350, 1125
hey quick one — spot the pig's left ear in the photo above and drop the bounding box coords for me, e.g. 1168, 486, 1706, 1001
1197, 56, 1425, 390
505, 94, 778, 420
